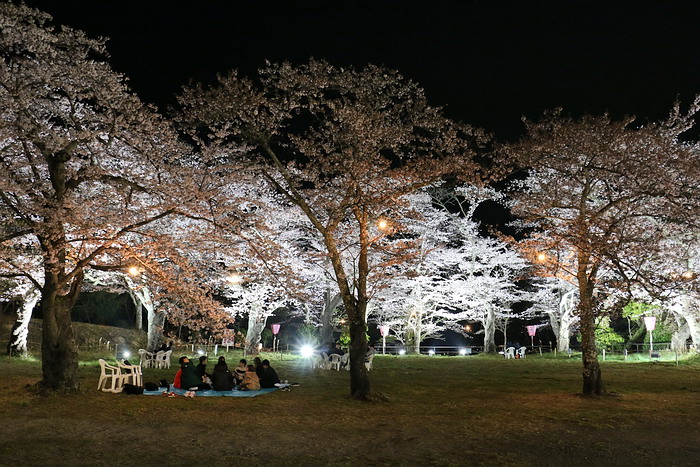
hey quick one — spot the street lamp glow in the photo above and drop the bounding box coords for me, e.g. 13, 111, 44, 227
428, 349, 435, 356
377, 219, 389, 230
300, 345, 314, 358
197, 349, 205, 356
536, 253, 547, 262
398, 349, 406, 356
123, 351, 131, 358
459, 348, 467, 356
227, 273, 243, 285
128, 266, 140, 276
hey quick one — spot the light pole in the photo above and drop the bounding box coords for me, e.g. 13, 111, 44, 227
271, 323, 281, 352
526, 325, 537, 349
379, 325, 390, 355
644, 316, 656, 357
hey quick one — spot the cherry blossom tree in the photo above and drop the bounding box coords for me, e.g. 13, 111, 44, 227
372, 189, 531, 354
177, 60, 490, 398
505, 103, 700, 395
0, 4, 205, 391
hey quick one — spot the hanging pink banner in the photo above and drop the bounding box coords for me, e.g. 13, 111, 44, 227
379, 325, 390, 337
526, 325, 537, 337
643, 316, 656, 331
271, 324, 281, 335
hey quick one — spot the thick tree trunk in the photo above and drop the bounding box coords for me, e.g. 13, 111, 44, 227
135, 301, 143, 331
147, 306, 165, 352
412, 315, 422, 355
549, 289, 577, 352
483, 309, 497, 353
579, 285, 604, 395
671, 321, 690, 351
39, 269, 83, 392
557, 308, 576, 352
245, 306, 267, 355
678, 296, 700, 348
7, 289, 40, 356
347, 301, 370, 398
320, 290, 342, 345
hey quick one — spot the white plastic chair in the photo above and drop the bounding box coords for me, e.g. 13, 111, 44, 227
365, 354, 374, 371
310, 354, 321, 369
505, 347, 516, 359
517, 347, 526, 359
138, 349, 154, 369
329, 353, 342, 371
340, 352, 350, 371
154, 350, 172, 369
97, 359, 122, 393
320, 352, 330, 370
153, 350, 165, 369
118, 360, 143, 387
161, 350, 172, 369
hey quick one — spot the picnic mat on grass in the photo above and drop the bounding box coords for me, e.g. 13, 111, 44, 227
144, 387, 278, 397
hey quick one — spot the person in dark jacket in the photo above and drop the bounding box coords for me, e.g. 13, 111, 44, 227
211, 357, 235, 391
195, 355, 210, 379
259, 359, 281, 388
253, 356, 264, 379
179, 356, 209, 391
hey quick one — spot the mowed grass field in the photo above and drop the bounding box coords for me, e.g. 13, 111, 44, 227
0, 352, 699, 466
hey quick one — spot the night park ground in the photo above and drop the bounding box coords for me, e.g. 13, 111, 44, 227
1, 353, 699, 466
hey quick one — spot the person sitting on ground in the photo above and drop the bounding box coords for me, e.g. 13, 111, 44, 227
328, 342, 344, 356
195, 355, 211, 380
180, 356, 210, 391
253, 356, 264, 379
211, 357, 235, 391
234, 359, 247, 384
259, 359, 281, 388
239, 364, 260, 391
214, 356, 228, 371
173, 369, 182, 389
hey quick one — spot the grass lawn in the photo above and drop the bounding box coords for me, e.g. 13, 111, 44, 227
0, 352, 699, 466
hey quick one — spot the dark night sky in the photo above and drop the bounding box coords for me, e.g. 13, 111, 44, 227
21, 0, 700, 140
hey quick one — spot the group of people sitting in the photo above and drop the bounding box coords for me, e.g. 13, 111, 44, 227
173, 355, 281, 391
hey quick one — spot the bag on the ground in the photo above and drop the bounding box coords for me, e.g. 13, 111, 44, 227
158, 378, 170, 388
122, 383, 144, 395
144, 382, 159, 391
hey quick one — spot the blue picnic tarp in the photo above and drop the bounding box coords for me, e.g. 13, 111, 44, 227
144, 387, 278, 397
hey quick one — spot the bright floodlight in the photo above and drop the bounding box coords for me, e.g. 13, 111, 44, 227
300, 345, 314, 358
227, 273, 243, 285
459, 348, 467, 356
428, 349, 435, 356
398, 349, 406, 356
123, 351, 131, 358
